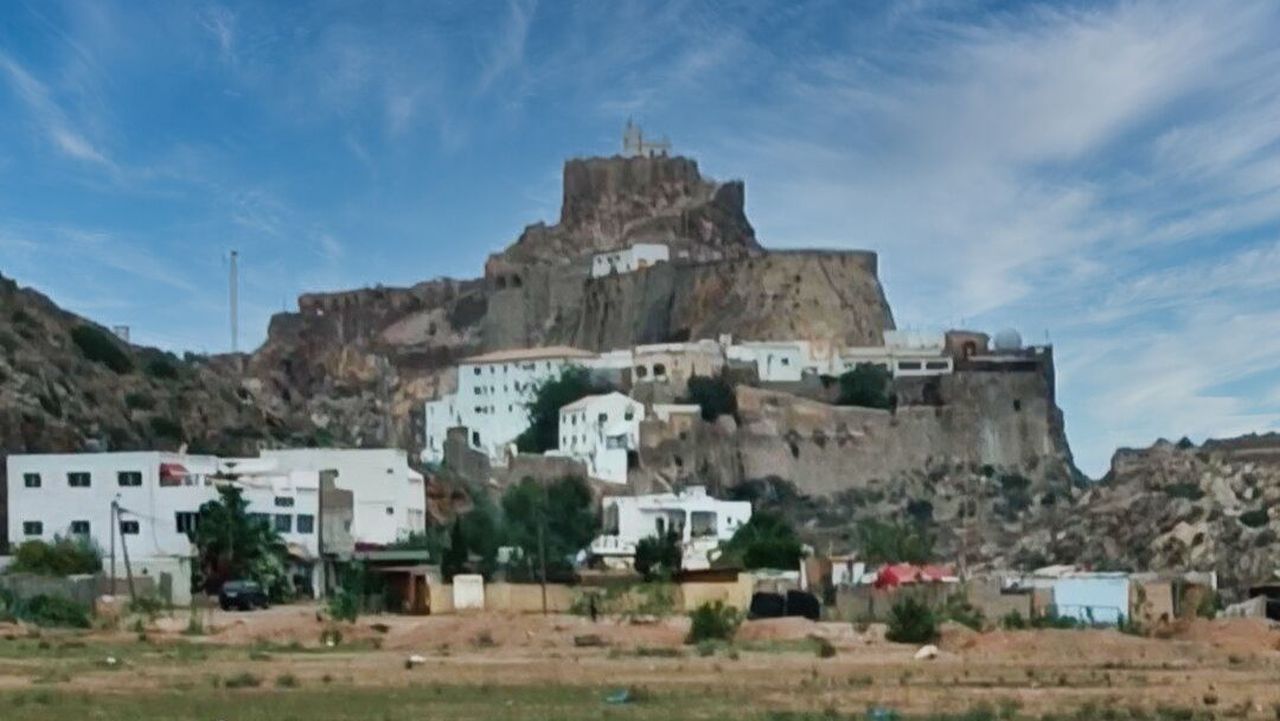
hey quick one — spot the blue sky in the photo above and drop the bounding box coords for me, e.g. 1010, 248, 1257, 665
2, 0, 1278, 477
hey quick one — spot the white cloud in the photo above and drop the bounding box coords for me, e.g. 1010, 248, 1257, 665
0, 51, 113, 167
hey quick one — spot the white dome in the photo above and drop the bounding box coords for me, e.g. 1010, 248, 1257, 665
993, 328, 1023, 351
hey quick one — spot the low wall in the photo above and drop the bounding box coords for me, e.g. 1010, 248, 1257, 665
679, 575, 754, 612
833, 583, 955, 622
424, 576, 754, 615
486, 582, 577, 613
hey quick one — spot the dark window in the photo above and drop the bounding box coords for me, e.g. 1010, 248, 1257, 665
898, 361, 922, 371
297, 514, 315, 534
274, 496, 295, 508
23, 473, 40, 488
119, 520, 140, 535
274, 514, 292, 533
70, 520, 90, 535
117, 471, 143, 487
249, 512, 270, 528
68, 472, 91, 487
473, 367, 481, 376
1013, 399, 1023, 412
654, 363, 667, 377
472, 431, 481, 446
635, 365, 648, 378
597, 412, 608, 423
385, 507, 394, 515
176, 512, 199, 535
925, 361, 949, 370
23, 521, 42, 536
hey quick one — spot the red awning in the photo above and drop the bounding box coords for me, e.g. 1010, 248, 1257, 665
159, 463, 189, 487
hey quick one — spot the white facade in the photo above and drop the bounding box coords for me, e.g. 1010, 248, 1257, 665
260, 448, 426, 547
557, 392, 645, 484
591, 486, 752, 570
727, 341, 813, 382
590, 243, 670, 278
5, 452, 322, 604
423, 346, 598, 465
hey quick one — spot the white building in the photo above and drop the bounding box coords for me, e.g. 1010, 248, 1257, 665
423, 346, 599, 465
557, 392, 645, 484
727, 341, 814, 382
837, 330, 953, 378
590, 486, 752, 570
590, 243, 670, 278
5, 452, 321, 605
259, 448, 426, 547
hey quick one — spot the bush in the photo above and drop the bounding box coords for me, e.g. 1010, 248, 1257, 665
275, 673, 300, 688
634, 532, 682, 581
836, 364, 892, 409
856, 519, 934, 565
886, 597, 938, 644
129, 596, 166, 620
223, 672, 262, 689
8, 537, 102, 576
716, 511, 803, 570
1164, 483, 1205, 501
686, 601, 742, 644
942, 593, 984, 631
514, 367, 609, 453
145, 355, 181, 380
682, 375, 738, 422
23, 595, 92, 628
70, 325, 133, 373
149, 416, 184, 442
1000, 611, 1027, 630
124, 392, 156, 411
814, 637, 837, 658
1239, 508, 1270, 528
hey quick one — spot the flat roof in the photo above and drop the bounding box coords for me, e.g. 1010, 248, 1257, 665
461, 345, 597, 364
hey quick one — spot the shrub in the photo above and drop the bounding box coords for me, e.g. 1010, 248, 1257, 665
515, 367, 609, 453
682, 375, 738, 422
129, 596, 166, 620
1000, 611, 1027, 630
633, 531, 682, 581
716, 511, 803, 570
814, 637, 837, 658
943, 594, 985, 631
275, 673, 300, 688
223, 672, 262, 689
686, 601, 742, 644
856, 519, 934, 565
1164, 483, 1205, 501
1240, 508, 1270, 528
124, 392, 156, 410
149, 416, 184, 442
886, 597, 938, 644
70, 325, 133, 373
8, 537, 102, 576
24, 595, 92, 628
836, 363, 892, 409
145, 355, 181, 380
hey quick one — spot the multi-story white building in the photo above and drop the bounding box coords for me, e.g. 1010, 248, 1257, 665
590, 243, 670, 278
556, 392, 646, 484
423, 346, 598, 465
5, 452, 321, 604
590, 486, 752, 570
259, 448, 426, 547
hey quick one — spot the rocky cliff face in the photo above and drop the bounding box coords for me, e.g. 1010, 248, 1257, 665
246, 155, 894, 450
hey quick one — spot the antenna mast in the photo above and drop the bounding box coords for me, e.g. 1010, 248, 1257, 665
229, 249, 239, 353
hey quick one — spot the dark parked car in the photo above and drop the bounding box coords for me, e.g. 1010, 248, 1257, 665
219, 580, 269, 611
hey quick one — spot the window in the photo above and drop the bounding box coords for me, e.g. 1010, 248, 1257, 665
597, 412, 608, 423
117, 471, 142, 487
781, 357, 790, 366
635, 365, 648, 379
1013, 399, 1022, 412
70, 520, 90, 535
23, 473, 41, 488
654, 362, 667, 377
297, 514, 315, 534
176, 512, 199, 535
119, 520, 140, 535
691, 511, 717, 538
624, 409, 635, 421
23, 521, 42, 536
472, 430, 481, 446
473, 367, 481, 376
898, 361, 922, 371
68, 472, 91, 487
274, 496, 295, 508
249, 512, 270, 528
274, 514, 292, 533
925, 361, 949, 370
385, 506, 395, 516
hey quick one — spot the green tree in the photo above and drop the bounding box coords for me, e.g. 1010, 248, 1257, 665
7, 537, 102, 576
69, 324, 134, 373
442, 519, 469, 581
886, 596, 939, 644
855, 519, 935, 564
501, 476, 598, 577
514, 367, 608, 453
836, 363, 892, 409
634, 531, 682, 581
191, 486, 291, 599
717, 511, 803, 570
682, 375, 737, 422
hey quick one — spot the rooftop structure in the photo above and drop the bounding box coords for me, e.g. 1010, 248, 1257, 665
591, 486, 751, 571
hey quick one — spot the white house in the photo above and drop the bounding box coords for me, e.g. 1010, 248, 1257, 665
590, 486, 752, 570
590, 243, 670, 278
838, 330, 953, 378
259, 448, 426, 547
557, 392, 645, 484
4, 452, 321, 605
727, 341, 812, 381
423, 346, 599, 465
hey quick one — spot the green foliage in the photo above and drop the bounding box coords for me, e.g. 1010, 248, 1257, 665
124, 392, 155, 411
501, 476, 598, 578
835, 363, 893, 409
1000, 611, 1027, 630
682, 375, 738, 422
7, 537, 102, 576
716, 511, 803, 570
149, 416, 184, 442
1239, 508, 1270, 528
223, 672, 262, 689
191, 486, 291, 600
70, 324, 133, 373
23, 594, 92, 628
633, 532, 682, 581
514, 367, 607, 453
905, 498, 934, 524
942, 593, 985, 631
886, 596, 939, 644
855, 519, 934, 564
1163, 483, 1205, 501
686, 600, 742, 643
129, 596, 166, 620
442, 520, 469, 581
145, 355, 182, 380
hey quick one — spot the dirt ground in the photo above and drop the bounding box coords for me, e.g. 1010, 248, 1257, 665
4, 605, 1280, 718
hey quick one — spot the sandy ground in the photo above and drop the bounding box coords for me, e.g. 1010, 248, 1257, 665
4, 606, 1280, 716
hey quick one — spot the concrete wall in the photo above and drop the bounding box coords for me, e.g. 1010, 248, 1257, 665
1130, 580, 1175, 628
678, 575, 754, 612
422, 578, 752, 615
452, 574, 485, 611
833, 583, 956, 622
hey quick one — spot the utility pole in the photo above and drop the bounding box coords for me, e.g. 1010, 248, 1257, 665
229, 249, 239, 353
538, 483, 548, 615
116, 503, 138, 603
109, 500, 117, 591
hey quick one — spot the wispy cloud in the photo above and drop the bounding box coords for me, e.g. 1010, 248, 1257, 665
0, 51, 113, 167
475, 0, 536, 96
